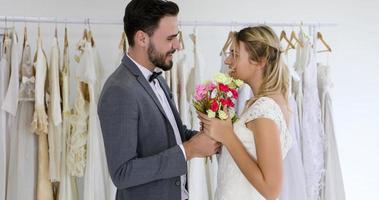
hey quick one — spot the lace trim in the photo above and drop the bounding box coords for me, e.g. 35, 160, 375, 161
242, 97, 293, 159
67, 89, 89, 177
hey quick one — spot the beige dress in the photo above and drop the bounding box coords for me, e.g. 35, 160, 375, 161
58, 28, 79, 200
31, 37, 54, 200
47, 36, 63, 183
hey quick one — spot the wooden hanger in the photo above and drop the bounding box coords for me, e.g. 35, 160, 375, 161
64, 27, 68, 49
88, 30, 95, 47
280, 30, 295, 52
288, 30, 304, 49
118, 32, 127, 52
317, 32, 332, 53
4, 16, 9, 42
2, 33, 8, 54
3, 27, 8, 45
74, 29, 87, 63
23, 24, 28, 49
178, 31, 185, 50
82, 28, 88, 40
220, 31, 234, 55
86, 19, 95, 47
82, 19, 94, 46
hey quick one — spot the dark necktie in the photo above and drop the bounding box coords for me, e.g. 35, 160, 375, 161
149, 71, 162, 82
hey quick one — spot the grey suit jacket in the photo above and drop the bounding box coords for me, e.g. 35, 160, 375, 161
98, 55, 197, 200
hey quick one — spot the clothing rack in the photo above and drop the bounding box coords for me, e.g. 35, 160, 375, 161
0, 16, 337, 28
0, 16, 336, 54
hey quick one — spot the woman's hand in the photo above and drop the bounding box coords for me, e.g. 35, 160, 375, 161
197, 109, 234, 144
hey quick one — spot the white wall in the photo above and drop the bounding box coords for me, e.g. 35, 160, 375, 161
1, 0, 379, 199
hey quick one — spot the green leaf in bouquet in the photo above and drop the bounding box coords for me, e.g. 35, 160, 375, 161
192, 99, 206, 113
231, 114, 239, 123
233, 79, 244, 87
227, 81, 237, 89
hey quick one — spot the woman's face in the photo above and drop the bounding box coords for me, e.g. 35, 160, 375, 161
224, 41, 261, 83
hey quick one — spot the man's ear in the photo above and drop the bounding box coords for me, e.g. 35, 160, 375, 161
134, 30, 149, 48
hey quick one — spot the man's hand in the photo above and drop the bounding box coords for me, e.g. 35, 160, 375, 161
183, 132, 221, 160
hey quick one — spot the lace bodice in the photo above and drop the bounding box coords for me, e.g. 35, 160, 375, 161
19, 41, 35, 101
215, 97, 293, 200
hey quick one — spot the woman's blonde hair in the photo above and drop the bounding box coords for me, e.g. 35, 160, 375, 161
234, 25, 289, 106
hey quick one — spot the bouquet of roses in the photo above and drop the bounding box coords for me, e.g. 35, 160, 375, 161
193, 73, 244, 124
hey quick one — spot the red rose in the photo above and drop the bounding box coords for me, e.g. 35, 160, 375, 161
220, 98, 228, 106
219, 83, 229, 92
226, 98, 234, 107
231, 89, 238, 98
210, 100, 219, 112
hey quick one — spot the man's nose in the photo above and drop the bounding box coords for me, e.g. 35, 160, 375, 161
173, 37, 181, 50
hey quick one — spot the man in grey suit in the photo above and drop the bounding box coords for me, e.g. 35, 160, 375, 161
98, 0, 220, 199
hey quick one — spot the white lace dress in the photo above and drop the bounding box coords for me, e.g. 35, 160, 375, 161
2, 31, 21, 117
177, 49, 191, 129
6, 37, 38, 200
301, 37, 325, 200
0, 34, 11, 200
317, 63, 345, 200
279, 37, 307, 200
215, 97, 293, 200
58, 30, 79, 200
279, 95, 307, 200
2, 33, 21, 200
74, 40, 113, 200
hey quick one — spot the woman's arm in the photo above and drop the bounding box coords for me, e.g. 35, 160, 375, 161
197, 111, 283, 199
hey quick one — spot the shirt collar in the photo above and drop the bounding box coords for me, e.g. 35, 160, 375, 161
127, 54, 162, 81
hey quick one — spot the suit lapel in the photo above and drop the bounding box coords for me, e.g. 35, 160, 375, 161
137, 77, 169, 120
122, 55, 185, 142
122, 55, 168, 120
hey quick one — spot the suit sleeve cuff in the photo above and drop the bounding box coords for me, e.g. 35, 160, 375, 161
179, 144, 187, 161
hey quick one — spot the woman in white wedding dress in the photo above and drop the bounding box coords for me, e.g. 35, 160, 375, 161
198, 26, 293, 200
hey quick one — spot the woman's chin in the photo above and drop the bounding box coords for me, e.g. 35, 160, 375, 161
229, 71, 238, 79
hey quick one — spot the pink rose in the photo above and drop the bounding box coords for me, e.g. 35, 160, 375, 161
206, 83, 216, 91
195, 84, 207, 101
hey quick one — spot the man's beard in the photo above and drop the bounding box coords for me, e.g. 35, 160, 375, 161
148, 42, 175, 71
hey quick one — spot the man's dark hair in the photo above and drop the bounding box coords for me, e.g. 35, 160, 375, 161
123, 0, 179, 46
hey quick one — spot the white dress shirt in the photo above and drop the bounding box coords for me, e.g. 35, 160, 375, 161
128, 54, 189, 200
